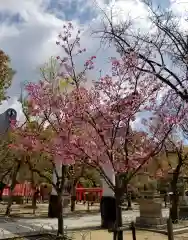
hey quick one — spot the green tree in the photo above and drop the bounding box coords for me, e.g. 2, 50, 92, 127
0, 50, 15, 102
68, 163, 101, 211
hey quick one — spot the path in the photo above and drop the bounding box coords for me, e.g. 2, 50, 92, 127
0, 209, 169, 239
67, 230, 169, 240
69, 230, 188, 240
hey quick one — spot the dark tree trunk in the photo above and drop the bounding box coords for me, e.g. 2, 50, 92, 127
48, 194, 59, 218
0, 182, 6, 202
57, 193, 64, 236
70, 185, 76, 212
170, 160, 182, 223
0, 168, 11, 201
100, 196, 116, 228
126, 185, 132, 210
5, 162, 21, 216
114, 193, 123, 240
171, 193, 179, 223
48, 165, 65, 219
164, 193, 167, 208
57, 165, 66, 237
127, 196, 132, 209
114, 175, 123, 240
31, 171, 36, 214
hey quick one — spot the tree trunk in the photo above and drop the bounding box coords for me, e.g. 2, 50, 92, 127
30, 171, 37, 214
57, 193, 64, 236
57, 165, 66, 237
126, 186, 132, 210
5, 162, 20, 216
170, 161, 182, 223
127, 195, 132, 209
71, 185, 76, 212
171, 193, 179, 223
0, 168, 11, 201
0, 182, 6, 202
48, 163, 66, 219
114, 175, 123, 240
32, 192, 37, 215
115, 194, 123, 240
48, 194, 59, 218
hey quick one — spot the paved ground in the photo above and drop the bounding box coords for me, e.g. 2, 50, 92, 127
67, 230, 169, 240
176, 234, 188, 240
0, 202, 100, 216
68, 231, 188, 240
16, 231, 188, 240
0, 202, 141, 218
0, 208, 169, 239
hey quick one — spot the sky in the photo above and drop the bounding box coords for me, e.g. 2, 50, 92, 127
0, 0, 185, 123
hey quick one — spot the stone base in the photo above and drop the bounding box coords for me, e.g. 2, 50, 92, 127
48, 195, 58, 218
136, 216, 167, 229
48, 195, 70, 218
100, 196, 116, 229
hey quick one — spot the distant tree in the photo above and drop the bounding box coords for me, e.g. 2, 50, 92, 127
68, 163, 101, 211
163, 137, 188, 222
96, 0, 188, 102
0, 50, 15, 102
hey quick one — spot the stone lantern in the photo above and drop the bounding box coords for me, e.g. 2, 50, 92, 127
136, 176, 167, 229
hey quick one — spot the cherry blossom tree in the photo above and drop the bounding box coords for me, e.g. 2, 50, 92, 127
149, 92, 188, 222
96, 0, 188, 102
9, 23, 178, 239
163, 136, 188, 222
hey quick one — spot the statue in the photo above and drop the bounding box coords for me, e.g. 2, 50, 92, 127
0, 108, 17, 136
0, 108, 17, 200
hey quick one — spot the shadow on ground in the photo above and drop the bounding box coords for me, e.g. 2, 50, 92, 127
9, 209, 100, 219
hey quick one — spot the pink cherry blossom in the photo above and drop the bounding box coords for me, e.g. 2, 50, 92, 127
9, 23, 182, 191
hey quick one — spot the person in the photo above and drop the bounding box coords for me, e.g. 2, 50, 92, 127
40, 184, 47, 203
164, 191, 168, 208
32, 187, 40, 214
0, 182, 6, 201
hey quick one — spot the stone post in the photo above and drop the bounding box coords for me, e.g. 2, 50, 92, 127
136, 191, 167, 229
100, 162, 116, 229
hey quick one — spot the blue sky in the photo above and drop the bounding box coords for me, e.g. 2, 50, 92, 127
46, 0, 98, 23
0, 0, 186, 122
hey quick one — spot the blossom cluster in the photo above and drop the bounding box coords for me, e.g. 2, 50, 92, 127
9, 23, 183, 179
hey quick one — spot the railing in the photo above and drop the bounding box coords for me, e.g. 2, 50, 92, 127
2, 184, 103, 202
76, 187, 103, 202
2, 184, 34, 197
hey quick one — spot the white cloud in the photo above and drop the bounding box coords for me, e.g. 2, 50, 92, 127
170, 0, 188, 13
0, 0, 163, 122
105, 0, 150, 28
169, 0, 188, 31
